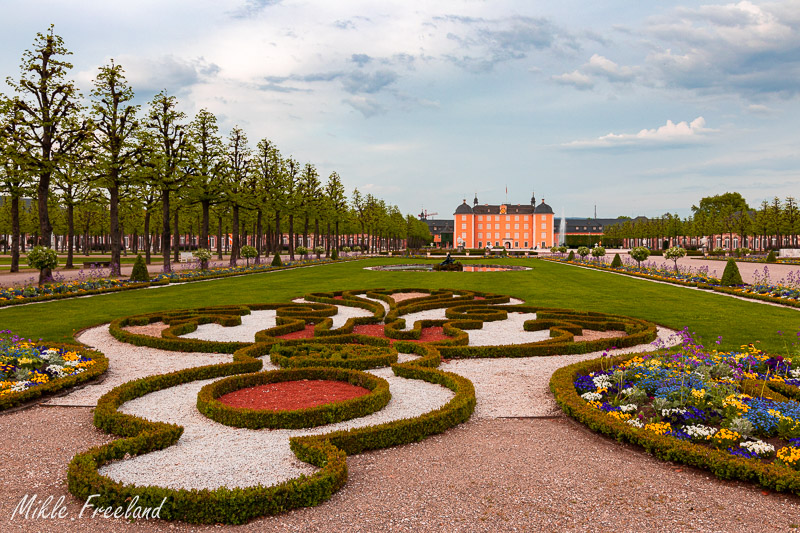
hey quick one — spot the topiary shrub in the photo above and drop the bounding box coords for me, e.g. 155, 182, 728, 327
240, 245, 258, 266
664, 246, 687, 273
721, 258, 744, 286
271, 253, 283, 267
129, 254, 150, 282
767, 250, 778, 263
577, 246, 590, 259
331, 249, 339, 260
567, 250, 575, 261
629, 246, 650, 267
610, 253, 622, 268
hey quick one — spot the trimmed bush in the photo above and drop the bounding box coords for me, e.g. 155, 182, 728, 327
271, 253, 283, 267
567, 250, 575, 261
721, 258, 744, 286
129, 254, 149, 282
610, 253, 622, 268
767, 250, 778, 263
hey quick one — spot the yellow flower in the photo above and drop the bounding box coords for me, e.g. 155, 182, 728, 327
644, 422, 671, 435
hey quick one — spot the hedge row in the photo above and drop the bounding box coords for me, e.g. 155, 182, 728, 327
0, 344, 109, 411
270, 344, 398, 370
550, 354, 800, 496
68, 337, 476, 524
197, 367, 391, 429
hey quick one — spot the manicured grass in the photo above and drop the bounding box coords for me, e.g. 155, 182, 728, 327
1, 257, 797, 352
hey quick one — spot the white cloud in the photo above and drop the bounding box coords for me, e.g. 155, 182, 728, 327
564, 117, 717, 148
551, 70, 594, 90
582, 54, 636, 82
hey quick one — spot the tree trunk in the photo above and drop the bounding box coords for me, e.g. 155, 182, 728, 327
326, 221, 331, 257
65, 203, 75, 269
37, 172, 53, 284
144, 211, 152, 264
217, 216, 223, 259
10, 196, 20, 273
289, 214, 295, 260
256, 209, 263, 263
274, 211, 282, 255
303, 216, 309, 248
230, 205, 240, 267
314, 218, 320, 250
109, 186, 121, 276
201, 200, 210, 250
161, 189, 172, 273
173, 209, 179, 262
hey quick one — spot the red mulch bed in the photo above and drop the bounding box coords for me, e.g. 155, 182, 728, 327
473, 296, 485, 300
277, 324, 316, 339
333, 295, 343, 300
352, 324, 449, 344
217, 380, 371, 411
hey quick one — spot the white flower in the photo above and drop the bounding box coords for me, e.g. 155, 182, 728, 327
619, 404, 638, 413
626, 419, 644, 428
46, 364, 67, 377
592, 375, 612, 389
791, 368, 800, 379
740, 440, 774, 456
660, 408, 687, 417
581, 392, 602, 402
10, 381, 31, 392
43, 348, 60, 360
65, 360, 79, 367
683, 425, 717, 439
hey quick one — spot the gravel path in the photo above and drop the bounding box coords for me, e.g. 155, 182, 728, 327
100, 368, 454, 490
443, 326, 679, 418
44, 326, 232, 407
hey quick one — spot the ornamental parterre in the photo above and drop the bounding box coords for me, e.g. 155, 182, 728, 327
573, 329, 800, 469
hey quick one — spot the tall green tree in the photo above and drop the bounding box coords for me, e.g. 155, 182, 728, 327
7, 26, 88, 282
144, 90, 187, 273
90, 61, 140, 275
222, 126, 252, 266
0, 98, 32, 272
324, 171, 346, 254
185, 109, 225, 250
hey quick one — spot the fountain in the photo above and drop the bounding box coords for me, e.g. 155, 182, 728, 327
559, 208, 566, 246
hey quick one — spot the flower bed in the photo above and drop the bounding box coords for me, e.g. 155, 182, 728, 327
0, 256, 355, 308
0, 331, 107, 410
552, 329, 800, 494
544, 256, 800, 308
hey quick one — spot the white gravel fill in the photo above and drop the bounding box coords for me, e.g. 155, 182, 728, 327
467, 312, 550, 346
45, 326, 232, 407
182, 310, 277, 342
442, 326, 680, 418
99, 370, 455, 491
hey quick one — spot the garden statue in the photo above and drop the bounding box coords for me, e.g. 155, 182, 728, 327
441, 252, 455, 266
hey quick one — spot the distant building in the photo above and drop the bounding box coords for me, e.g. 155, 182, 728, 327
453, 193, 555, 250
421, 218, 454, 248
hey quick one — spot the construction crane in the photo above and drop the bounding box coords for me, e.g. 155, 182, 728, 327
418, 209, 439, 220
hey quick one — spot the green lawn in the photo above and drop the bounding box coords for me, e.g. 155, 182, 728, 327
3, 257, 798, 352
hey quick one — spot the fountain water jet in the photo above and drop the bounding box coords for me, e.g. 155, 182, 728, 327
559, 209, 566, 246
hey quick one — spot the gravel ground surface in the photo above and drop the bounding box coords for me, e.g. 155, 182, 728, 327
183, 310, 278, 342
44, 326, 232, 407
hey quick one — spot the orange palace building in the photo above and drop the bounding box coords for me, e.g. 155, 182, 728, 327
453, 193, 555, 250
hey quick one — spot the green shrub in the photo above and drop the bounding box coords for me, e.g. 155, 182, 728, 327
767, 250, 778, 263
664, 246, 687, 273
720, 258, 744, 286
567, 250, 575, 261
130, 254, 150, 282
610, 253, 622, 268
577, 246, 590, 259
331, 249, 339, 260
271, 253, 283, 267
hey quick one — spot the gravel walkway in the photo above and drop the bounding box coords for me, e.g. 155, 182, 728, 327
183, 310, 278, 342
44, 326, 232, 407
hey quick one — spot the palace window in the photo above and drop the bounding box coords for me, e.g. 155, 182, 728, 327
541, 232, 546, 238
505, 224, 510, 229
514, 224, 519, 229
524, 241, 528, 248
514, 242, 519, 247
478, 215, 482, 221
541, 215, 546, 220
541, 223, 546, 229
524, 224, 528, 229
495, 216, 500, 221
478, 241, 482, 247
478, 223, 482, 229
461, 223, 466, 229
514, 215, 519, 221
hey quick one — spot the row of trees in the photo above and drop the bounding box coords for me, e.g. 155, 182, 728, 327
0, 27, 431, 282
603, 193, 799, 251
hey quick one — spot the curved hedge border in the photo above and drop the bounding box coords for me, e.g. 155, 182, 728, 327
0, 343, 109, 411
270, 344, 398, 370
550, 354, 800, 496
197, 367, 391, 429
67, 337, 475, 524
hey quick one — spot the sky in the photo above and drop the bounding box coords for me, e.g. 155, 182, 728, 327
1, 0, 799, 219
